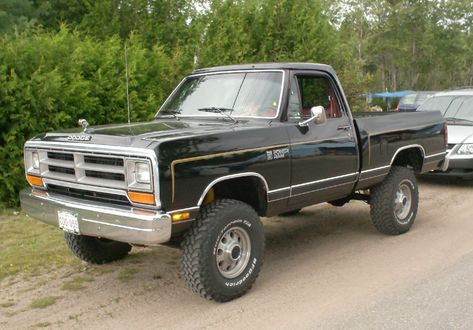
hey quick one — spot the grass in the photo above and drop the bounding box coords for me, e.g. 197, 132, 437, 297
61, 275, 94, 291
0, 301, 16, 308
117, 268, 138, 283
0, 212, 80, 281
68, 313, 82, 321
31, 322, 51, 328
30, 296, 57, 309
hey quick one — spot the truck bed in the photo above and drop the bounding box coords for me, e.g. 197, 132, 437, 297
353, 111, 446, 189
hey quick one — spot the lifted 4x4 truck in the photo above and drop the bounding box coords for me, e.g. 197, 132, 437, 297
21, 63, 447, 302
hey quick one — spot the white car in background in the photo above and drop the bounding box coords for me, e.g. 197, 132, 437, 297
418, 89, 473, 178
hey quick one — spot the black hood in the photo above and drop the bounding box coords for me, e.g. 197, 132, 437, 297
30, 118, 267, 148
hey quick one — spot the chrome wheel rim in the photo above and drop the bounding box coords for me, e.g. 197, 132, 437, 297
394, 180, 412, 223
216, 226, 251, 279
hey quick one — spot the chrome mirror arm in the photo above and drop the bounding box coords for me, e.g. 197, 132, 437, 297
298, 106, 326, 127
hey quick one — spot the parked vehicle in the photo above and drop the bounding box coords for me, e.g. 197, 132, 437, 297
417, 89, 473, 178
397, 91, 437, 112
21, 63, 447, 302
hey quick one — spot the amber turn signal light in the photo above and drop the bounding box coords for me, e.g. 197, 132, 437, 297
26, 175, 44, 187
172, 212, 190, 222
127, 191, 155, 205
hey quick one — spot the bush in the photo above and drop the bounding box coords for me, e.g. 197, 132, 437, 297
0, 27, 187, 206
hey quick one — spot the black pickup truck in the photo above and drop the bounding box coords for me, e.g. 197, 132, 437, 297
21, 63, 447, 302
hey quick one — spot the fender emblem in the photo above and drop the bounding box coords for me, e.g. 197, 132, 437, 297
67, 135, 92, 141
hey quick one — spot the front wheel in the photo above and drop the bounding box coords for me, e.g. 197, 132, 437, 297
64, 233, 132, 264
370, 166, 419, 235
181, 199, 265, 302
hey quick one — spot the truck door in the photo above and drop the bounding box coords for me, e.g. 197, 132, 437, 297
286, 71, 359, 208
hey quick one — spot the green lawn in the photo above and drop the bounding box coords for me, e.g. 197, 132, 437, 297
0, 211, 79, 280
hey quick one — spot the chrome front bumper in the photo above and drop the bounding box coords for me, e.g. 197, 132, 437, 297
20, 189, 171, 246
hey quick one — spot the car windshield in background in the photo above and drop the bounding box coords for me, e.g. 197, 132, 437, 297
158, 71, 283, 119
417, 96, 457, 115
399, 93, 417, 106
418, 95, 473, 124
449, 97, 473, 125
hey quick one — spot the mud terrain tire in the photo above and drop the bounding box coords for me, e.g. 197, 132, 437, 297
181, 199, 265, 302
64, 233, 132, 264
370, 166, 419, 235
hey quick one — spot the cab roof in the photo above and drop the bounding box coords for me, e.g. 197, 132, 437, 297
192, 62, 335, 75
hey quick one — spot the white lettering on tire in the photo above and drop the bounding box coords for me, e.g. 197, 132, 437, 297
225, 258, 257, 287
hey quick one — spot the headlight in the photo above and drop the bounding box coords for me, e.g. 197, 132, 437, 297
126, 159, 153, 192
32, 151, 40, 169
25, 149, 41, 174
135, 162, 151, 183
457, 144, 473, 155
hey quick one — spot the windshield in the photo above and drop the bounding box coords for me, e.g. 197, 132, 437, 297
399, 93, 416, 105
157, 71, 283, 119
417, 96, 457, 115
449, 97, 473, 124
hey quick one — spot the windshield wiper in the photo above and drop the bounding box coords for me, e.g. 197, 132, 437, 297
198, 107, 238, 124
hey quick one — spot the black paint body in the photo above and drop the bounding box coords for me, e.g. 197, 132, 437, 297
30, 63, 447, 233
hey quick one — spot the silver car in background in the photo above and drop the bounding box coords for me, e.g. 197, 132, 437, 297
397, 91, 438, 112
418, 89, 473, 178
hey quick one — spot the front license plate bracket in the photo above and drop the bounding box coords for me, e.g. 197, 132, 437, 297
58, 210, 80, 234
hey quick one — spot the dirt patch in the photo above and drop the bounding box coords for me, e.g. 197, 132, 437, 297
1, 177, 473, 329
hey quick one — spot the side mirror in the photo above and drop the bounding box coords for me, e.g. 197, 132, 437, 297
298, 106, 327, 127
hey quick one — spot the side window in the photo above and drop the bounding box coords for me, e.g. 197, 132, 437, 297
288, 75, 343, 120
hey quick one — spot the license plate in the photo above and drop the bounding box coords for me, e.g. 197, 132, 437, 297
58, 211, 80, 234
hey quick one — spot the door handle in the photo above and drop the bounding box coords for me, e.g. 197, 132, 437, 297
337, 125, 351, 131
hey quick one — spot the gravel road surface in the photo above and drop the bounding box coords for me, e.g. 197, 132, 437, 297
2, 176, 472, 329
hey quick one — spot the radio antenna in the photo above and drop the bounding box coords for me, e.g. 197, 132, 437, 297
125, 44, 131, 125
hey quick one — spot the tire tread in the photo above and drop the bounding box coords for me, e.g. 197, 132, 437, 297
181, 199, 264, 302
370, 166, 418, 235
64, 233, 131, 264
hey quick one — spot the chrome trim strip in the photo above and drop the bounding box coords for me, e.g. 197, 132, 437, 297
167, 206, 200, 214
360, 165, 391, 174
425, 151, 447, 159
390, 144, 426, 165
290, 182, 354, 198
290, 172, 358, 189
197, 172, 270, 206
24, 142, 161, 209
155, 69, 286, 120
268, 187, 291, 194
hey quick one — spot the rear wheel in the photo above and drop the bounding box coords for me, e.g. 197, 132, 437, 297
181, 199, 265, 302
64, 233, 132, 264
370, 166, 419, 235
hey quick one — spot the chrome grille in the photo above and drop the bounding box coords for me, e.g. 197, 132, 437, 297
48, 184, 130, 206
38, 150, 127, 190
25, 143, 159, 208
